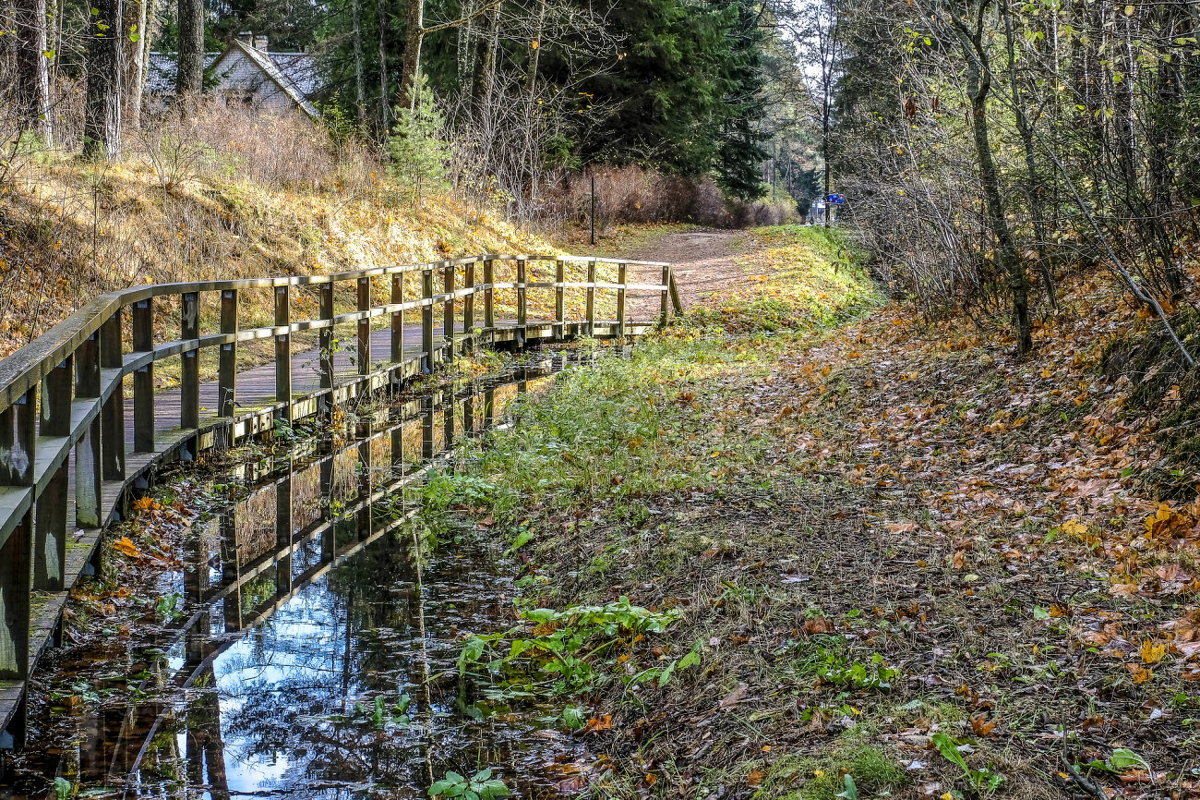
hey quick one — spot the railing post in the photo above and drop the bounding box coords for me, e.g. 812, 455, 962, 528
0, 387, 35, 694
391, 273, 405, 364
421, 268, 434, 374
586, 259, 597, 338
463, 261, 475, 353
660, 264, 671, 326
443, 262, 455, 361
35, 357, 72, 591
516, 258, 528, 344
275, 285, 291, 416
99, 310, 124, 481
357, 276, 371, 376
75, 331, 102, 529
219, 289, 239, 424
554, 260, 565, 340
132, 298, 155, 453
421, 395, 435, 460
617, 262, 627, 339
181, 292, 200, 430
318, 282, 335, 417
483, 259, 495, 344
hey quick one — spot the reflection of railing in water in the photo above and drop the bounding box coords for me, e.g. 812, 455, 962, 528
43, 357, 567, 787
0, 247, 676, 748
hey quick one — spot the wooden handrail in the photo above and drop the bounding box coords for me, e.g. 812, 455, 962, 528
0, 253, 677, 750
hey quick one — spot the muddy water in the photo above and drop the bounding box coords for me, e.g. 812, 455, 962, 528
5, 349, 614, 800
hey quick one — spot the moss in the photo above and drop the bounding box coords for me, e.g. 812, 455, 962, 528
754, 738, 909, 800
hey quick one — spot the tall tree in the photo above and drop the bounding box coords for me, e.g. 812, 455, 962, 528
176, 0, 204, 97
13, 0, 52, 143
82, 0, 123, 159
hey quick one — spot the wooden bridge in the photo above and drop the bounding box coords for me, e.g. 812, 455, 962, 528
0, 254, 680, 749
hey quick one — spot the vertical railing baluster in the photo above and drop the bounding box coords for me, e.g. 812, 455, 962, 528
443, 262, 454, 361
554, 260, 565, 340
617, 262, 627, 339
463, 261, 475, 352
483, 259, 495, 346
132, 298, 155, 453
516, 258, 528, 337
357, 276, 371, 376
75, 331, 102, 529
0, 387, 35, 708
275, 285, 291, 416
318, 282, 335, 412
586, 259, 597, 338
660, 264, 671, 325
219, 290, 239, 427
391, 272, 405, 364
181, 293, 200, 430
35, 358, 72, 591
421, 269, 434, 374
99, 310, 124, 481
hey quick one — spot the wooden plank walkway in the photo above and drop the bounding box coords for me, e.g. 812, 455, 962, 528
0, 254, 681, 751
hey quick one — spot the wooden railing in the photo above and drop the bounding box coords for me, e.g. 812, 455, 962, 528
0, 253, 680, 749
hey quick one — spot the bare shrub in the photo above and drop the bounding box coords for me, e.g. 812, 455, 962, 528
538, 164, 798, 230
135, 102, 381, 194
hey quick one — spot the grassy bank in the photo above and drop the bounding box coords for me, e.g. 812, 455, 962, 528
418, 226, 1200, 799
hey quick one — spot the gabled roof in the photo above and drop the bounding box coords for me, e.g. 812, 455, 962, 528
146, 52, 221, 94
146, 41, 322, 119
210, 40, 321, 118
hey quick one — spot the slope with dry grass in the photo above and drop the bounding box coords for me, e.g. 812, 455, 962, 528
0, 105, 563, 357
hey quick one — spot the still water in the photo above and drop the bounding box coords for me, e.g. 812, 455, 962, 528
4, 349, 612, 800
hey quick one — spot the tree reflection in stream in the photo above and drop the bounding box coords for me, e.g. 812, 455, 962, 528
5, 351, 610, 800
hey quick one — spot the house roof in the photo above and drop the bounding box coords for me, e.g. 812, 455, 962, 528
212, 40, 321, 118
147, 41, 322, 118
146, 52, 221, 94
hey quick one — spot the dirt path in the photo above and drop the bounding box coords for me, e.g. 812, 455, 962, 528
626, 229, 749, 316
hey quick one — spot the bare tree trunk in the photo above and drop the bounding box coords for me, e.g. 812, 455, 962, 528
377, 0, 390, 131
82, 0, 123, 160
176, 0, 203, 97
122, 0, 147, 130
352, 0, 367, 124
952, 3, 1032, 353
14, 0, 52, 143
398, 0, 424, 109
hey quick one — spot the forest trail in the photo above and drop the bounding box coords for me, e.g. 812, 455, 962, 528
625, 229, 750, 315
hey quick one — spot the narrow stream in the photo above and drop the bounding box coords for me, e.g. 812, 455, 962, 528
4, 348, 614, 800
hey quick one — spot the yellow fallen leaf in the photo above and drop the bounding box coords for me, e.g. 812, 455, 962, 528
1140, 639, 1167, 665
112, 536, 142, 558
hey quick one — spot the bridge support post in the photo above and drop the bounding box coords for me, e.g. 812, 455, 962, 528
35, 358, 71, 591
181, 293, 200, 430
659, 264, 671, 326
516, 258, 527, 348
99, 310, 124, 482
318, 282, 335, 418
390, 273, 405, 365
219, 289, 240, 438
132, 298, 155, 453
357, 276, 371, 376
442, 262, 454, 364
617, 262, 627, 339
483, 259, 495, 347
421, 269, 434, 374
586, 259, 596, 338
275, 285, 291, 419
75, 332, 102, 529
0, 386, 34, 748
463, 261, 475, 353
554, 260, 565, 340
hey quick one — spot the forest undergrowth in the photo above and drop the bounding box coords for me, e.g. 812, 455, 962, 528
424, 225, 1200, 799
